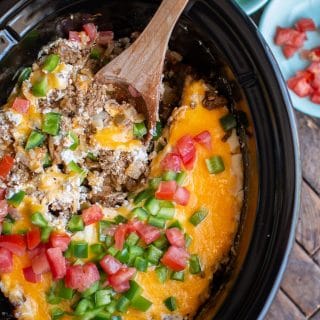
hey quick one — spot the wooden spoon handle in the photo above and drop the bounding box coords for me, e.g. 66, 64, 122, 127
96, 0, 189, 94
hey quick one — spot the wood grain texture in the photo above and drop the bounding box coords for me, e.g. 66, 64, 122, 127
297, 114, 320, 194
310, 309, 320, 320
313, 249, 320, 267
280, 242, 320, 317
296, 181, 320, 254
265, 289, 305, 320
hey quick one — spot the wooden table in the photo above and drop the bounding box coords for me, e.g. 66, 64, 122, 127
266, 112, 320, 320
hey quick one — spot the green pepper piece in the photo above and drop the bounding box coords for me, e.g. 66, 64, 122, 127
2, 220, 13, 234
114, 215, 127, 224
131, 295, 152, 312
31, 212, 48, 227
125, 232, 140, 246
116, 296, 130, 312
68, 131, 79, 151
134, 256, 148, 272
41, 226, 53, 242
148, 216, 165, 228
42, 54, 60, 72
164, 296, 177, 311
56, 280, 74, 299
146, 245, 163, 265
205, 156, 225, 174
133, 122, 147, 139
25, 130, 45, 150
133, 189, 153, 205
189, 254, 202, 274
184, 233, 192, 248
157, 201, 175, 220
176, 171, 187, 186
144, 197, 160, 216
189, 208, 208, 226
43, 152, 52, 168
170, 271, 185, 281
153, 235, 169, 250
115, 247, 130, 264
152, 121, 162, 141
74, 298, 92, 315
81, 281, 100, 298
95, 290, 111, 307
90, 47, 102, 60
155, 265, 168, 283
50, 307, 64, 320
90, 243, 105, 256
67, 215, 84, 232
131, 207, 148, 221
32, 76, 48, 97
71, 241, 88, 258
17, 67, 32, 85
162, 171, 177, 181
124, 280, 142, 301
7, 191, 25, 207
94, 311, 112, 320
148, 177, 162, 190
42, 112, 61, 136
220, 113, 237, 132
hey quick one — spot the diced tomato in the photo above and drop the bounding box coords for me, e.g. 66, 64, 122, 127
69, 31, 80, 42
0, 247, 13, 273
311, 92, 320, 104
155, 181, 177, 201
112, 281, 130, 293
304, 47, 320, 62
28, 243, 47, 259
287, 76, 313, 97
173, 186, 190, 206
194, 131, 212, 150
312, 73, 320, 90
46, 247, 66, 280
31, 252, 50, 275
183, 153, 196, 170
26, 228, 41, 250
166, 228, 185, 248
161, 246, 189, 271
295, 18, 317, 32
108, 267, 136, 292
12, 97, 30, 114
0, 189, 6, 200
0, 234, 26, 256
308, 62, 320, 74
23, 266, 42, 283
83, 23, 97, 42
49, 232, 71, 252
282, 45, 299, 59
100, 255, 122, 275
65, 265, 83, 290
296, 70, 314, 82
97, 31, 114, 45
65, 263, 100, 292
82, 204, 103, 226
133, 221, 161, 245
176, 135, 196, 168
274, 27, 306, 47
161, 153, 182, 172
114, 224, 128, 251
0, 155, 14, 180
0, 200, 8, 221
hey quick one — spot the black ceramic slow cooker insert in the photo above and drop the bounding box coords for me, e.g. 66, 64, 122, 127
0, 1, 301, 319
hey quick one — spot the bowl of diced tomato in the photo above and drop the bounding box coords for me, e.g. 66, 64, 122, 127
260, 0, 320, 117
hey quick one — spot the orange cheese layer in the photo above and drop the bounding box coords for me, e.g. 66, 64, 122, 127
0, 80, 242, 320
124, 80, 242, 319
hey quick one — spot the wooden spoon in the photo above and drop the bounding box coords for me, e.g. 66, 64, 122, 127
95, 0, 189, 140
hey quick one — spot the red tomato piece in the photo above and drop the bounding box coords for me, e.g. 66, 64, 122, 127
97, 31, 114, 45
28, 243, 47, 259
83, 23, 97, 42
114, 224, 128, 251
308, 62, 320, 74
0, 200, 8, 221
80, 263, 100, 292
287, 76, 313, 97
82, 204, 103, 226
194, 130, 212, 150
100, 255, 122, 275
31, 252, 50, 275
0, 247, 13, 273
133, 221, 161, 245
274, 27, 306, 47
166, 228, 185, 248
161, 246, 189, 271
173, 186, 190, 206
46, 247, 66, 280
69, 31, 80, 42
112, 280, 130, 293
183, 152, 196, 170
23, 266, 42, 283
26, 228, 41, 250
311, 92, 320, 104
312, 73, 320, 90
0, 234, 26, 256
176, 135, 196, 167
282, 45, 299, 59
295, 18, 317, 32
0, 188, 6, 200
49, 232, 71, 252
304, 47, 320, 62
0, 155, 14, 180
65, 265, 83, 290
12, 97, 30, 114
155, 181, 177, 201
108, 267, 136, 292
161, 153, 182, 172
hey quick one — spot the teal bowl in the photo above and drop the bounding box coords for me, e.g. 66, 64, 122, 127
236, 0, 269, 15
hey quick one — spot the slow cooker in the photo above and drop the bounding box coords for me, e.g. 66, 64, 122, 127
0, 1, 301, 319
